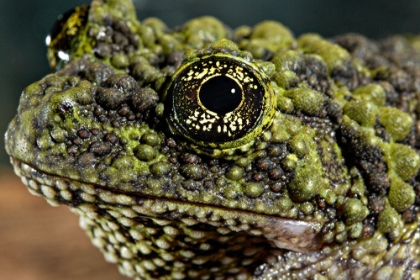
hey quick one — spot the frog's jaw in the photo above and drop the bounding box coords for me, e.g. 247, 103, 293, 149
10, 157, 320, 276
11, 157, 324, 278
10, 157, 420, 279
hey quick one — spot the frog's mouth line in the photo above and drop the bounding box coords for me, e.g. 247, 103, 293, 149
10, 156, 324, 253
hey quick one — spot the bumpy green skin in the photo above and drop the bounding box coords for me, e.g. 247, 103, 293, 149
5, 0, 420, 279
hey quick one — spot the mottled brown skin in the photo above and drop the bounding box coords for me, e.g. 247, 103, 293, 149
4, 0, 420, 279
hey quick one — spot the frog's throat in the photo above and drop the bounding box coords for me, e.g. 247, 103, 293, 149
11, 156, 324, 253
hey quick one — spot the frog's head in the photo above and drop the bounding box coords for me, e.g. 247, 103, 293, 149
5, 0, 420, 278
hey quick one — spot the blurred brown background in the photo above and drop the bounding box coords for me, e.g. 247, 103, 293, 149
0, 168, 125, 279
3, 0, 420, 279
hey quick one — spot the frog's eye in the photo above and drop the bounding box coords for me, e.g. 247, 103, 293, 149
165, 54, 275, 152
46, 5, 90, 71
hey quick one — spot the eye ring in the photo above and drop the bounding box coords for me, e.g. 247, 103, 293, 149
164, 53, 275, 153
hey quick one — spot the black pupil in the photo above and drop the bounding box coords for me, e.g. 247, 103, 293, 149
199, 76, 242, 114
